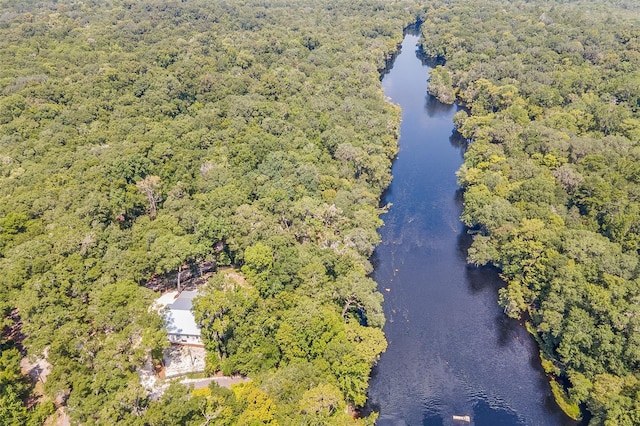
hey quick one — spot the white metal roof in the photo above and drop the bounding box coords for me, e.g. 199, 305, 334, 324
166, 308, 201, 337
164, 291, 201, 337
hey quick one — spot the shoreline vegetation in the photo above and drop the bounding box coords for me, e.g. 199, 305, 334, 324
420, 0, 640, 423
0, 0, 420, 423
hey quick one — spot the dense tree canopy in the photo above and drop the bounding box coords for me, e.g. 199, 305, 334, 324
0, 0, 419, 423
419, 0, 640, 423
7, 0, 640, 423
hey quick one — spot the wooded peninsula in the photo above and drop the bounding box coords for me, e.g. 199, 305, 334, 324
1, 0, 639, 425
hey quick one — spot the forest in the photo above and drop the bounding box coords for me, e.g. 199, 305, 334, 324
0, 0, 419, 424
421, 0, 640, 424
3, 0, 640, 425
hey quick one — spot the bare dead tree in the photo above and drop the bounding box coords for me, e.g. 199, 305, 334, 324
136, 175, 162, 219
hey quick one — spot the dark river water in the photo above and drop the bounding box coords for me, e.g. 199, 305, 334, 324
366, 33, 576, 426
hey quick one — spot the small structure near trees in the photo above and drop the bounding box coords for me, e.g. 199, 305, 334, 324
163, 290, 203, 347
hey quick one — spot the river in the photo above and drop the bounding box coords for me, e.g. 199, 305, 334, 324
365, 33, 576, 426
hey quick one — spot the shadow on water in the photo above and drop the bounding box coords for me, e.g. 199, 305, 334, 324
449, 129, 468, 152
425, 95, 454, 118
457, 231, 515, 348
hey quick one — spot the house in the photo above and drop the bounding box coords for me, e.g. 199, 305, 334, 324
164, 290, 203, 347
